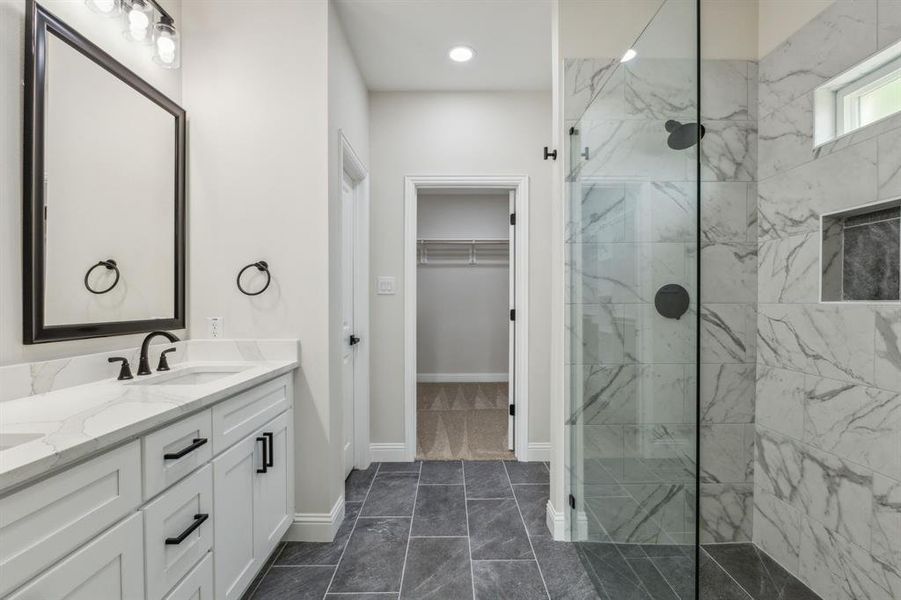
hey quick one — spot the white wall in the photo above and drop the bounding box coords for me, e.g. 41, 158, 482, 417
327, 0, 370, 478
369, 91, 552, 447
181, 0, 342, 536
417, 193, 509, 377
0, 0, 182, 365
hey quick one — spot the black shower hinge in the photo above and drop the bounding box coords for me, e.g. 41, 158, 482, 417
509, 404, 515, 416
569, 126, 579, 136
510, 213, 516, 226
569, 494, 576, 510
543, 146, 557, 160
510, 309, 515, 321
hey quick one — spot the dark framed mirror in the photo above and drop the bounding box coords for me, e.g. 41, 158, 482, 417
23, 0, 185, 344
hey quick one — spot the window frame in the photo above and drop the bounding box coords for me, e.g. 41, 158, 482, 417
835, 53, 901, 135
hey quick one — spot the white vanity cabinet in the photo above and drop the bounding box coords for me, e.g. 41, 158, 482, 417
0, 372, 294, 600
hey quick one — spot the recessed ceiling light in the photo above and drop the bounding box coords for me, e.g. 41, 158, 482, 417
620, 48, 637, 63
449, 46, 475, 63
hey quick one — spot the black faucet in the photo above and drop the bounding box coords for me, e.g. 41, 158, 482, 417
137, 331, 180, 375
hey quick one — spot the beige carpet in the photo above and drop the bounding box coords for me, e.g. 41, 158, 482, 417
416, 382, 514, 460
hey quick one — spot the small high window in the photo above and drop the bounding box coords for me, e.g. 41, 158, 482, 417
815, 42, 901, 145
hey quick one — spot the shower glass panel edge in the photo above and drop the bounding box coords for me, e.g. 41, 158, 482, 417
565, 1, 701, 598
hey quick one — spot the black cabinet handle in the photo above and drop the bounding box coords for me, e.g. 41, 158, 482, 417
164, 438, 208, 460
263, 432, 274, 467
256, 437, 268, 473
165, 513, 208, 545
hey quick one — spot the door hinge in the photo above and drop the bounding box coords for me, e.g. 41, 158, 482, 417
543, 146, 558, 161
510, 309, 515, 321
569, 126, 578, 136
569, 494, 576, 510
509, 404, 515, 416
510, 213, 516, 226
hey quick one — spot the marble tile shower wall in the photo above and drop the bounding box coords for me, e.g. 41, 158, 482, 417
754, 2, 901, 599
564, 56, 758, 547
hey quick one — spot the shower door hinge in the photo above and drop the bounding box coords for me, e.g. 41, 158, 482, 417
509, 404, 515, 416
510, 309, 515, 321
510, 213, 516, 226
543, 146, 557, 160
569, 126, 579, 136
569, 494, 576, 510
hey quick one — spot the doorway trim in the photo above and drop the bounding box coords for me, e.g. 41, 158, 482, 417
340, 131, 371, 470
403, 175, 530, 461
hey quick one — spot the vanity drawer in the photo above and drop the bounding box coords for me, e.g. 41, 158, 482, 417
143, 409, 213, 500
212, 375, 289, 453
143, 464, 213, 600
163, 552, 213, 600
0, 441, 142, 597
5, 512, 144, 600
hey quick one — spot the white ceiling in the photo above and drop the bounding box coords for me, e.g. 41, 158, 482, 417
334, 0, 553, 92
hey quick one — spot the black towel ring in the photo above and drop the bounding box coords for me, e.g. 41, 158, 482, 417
84, 259, 120, 294
237, 261, 271, 296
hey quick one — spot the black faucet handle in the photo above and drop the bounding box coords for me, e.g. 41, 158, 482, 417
108, 357, 133, 381
158, 348, 177, 372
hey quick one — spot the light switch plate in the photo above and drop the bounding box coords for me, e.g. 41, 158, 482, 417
376, 276, 396, 295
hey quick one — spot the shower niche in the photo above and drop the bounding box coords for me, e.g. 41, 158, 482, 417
821, 199, 901, 302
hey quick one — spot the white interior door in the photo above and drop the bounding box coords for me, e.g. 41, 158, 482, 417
508, 189, 515, 451
342, 173, 356, 478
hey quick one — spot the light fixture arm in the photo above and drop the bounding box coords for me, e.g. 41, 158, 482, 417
145, 0, 174, 25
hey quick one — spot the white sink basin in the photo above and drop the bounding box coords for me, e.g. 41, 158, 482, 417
132, 366, 250, 386
0, 433, 43, 451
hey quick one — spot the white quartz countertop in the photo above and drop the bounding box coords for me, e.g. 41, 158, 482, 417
0, 359, 298, 493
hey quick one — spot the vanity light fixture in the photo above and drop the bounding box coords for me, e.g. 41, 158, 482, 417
122, 0, 153, 43
85, 0, 119, 16
620, 48, 637, 63
449, 45, 475, 63
153, 16, 180, 68
89, 0, 180, 68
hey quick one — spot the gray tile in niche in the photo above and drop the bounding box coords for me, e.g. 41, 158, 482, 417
842, 216, 900, 301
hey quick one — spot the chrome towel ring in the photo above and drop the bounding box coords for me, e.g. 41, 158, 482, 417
237, 261, 271, 296
84, 259, 120, 294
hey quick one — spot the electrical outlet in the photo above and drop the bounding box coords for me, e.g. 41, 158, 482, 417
207, 317, 223, 338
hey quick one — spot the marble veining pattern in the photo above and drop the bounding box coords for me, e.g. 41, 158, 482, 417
0, 339, 299, 492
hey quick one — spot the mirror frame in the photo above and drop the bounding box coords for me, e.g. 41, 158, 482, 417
23, 0, 186, 344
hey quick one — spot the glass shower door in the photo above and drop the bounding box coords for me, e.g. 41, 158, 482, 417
566, 1, 699, 597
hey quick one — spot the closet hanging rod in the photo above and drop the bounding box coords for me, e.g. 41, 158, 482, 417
417, 238, 509, 244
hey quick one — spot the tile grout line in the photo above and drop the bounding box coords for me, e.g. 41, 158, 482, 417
396, 461, 423, 599
462, 461, 477, 600
701, 547, 755, 600
502, 461, 552, 600
245, 541, 287, 599
322, 462, 382, 599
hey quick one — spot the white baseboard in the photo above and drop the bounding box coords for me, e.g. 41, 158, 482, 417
524, 442, 550, 462
546, 500, 567, 541
284, 495, 344, 542
416, 373, 509, 383
369, 442, 409, 462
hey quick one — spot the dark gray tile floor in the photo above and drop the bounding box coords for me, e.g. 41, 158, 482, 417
245, 460, 602, 600
244, 463, 819, 600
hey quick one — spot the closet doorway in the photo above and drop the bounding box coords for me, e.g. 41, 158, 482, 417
404, 176, 529, 462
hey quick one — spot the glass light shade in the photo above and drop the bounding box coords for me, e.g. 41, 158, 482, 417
86, 0, 119, 16
153, 21, 180, 68
122, 0, 153, 44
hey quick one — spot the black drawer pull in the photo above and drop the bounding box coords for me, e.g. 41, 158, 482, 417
165, 513, 208, 545
163, 438, 208, 460
256, 437, 268, 473
263, 432, 274, 467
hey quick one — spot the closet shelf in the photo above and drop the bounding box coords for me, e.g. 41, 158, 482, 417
417, 238, 509, 266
